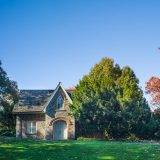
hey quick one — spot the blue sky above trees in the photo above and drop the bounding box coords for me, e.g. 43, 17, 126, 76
0, 0, 160, 104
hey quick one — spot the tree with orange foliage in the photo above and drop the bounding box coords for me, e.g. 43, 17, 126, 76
146, 76, 160, 107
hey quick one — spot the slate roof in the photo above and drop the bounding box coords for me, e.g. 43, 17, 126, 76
13, 88, 75, 113
13, 90, 54, 113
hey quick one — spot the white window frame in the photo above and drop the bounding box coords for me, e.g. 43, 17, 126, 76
26, 121, 37, 134
57, 95, 64, 110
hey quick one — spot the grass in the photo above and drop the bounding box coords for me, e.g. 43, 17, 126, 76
0, 137, 160, 160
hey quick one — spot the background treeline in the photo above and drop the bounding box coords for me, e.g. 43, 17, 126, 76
70, 58, 160, 140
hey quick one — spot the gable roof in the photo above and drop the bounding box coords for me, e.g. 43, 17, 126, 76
13, 82, 74, 114
43, 82, 72, 112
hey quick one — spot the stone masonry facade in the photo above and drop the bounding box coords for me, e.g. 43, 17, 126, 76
14, 82, 75, 140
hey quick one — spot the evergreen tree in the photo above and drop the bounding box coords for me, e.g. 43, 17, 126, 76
70, 57, 151, 139
0, 61, 18, 136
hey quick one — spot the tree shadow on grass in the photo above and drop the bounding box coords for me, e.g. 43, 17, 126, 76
0, 140, 114, 160
0, 139, 160, 160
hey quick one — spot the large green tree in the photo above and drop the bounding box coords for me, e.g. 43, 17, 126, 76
70, 58, 152, 139
0, 61, 18, 136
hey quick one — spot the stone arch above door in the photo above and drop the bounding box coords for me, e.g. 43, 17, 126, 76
49, 117, 70, 126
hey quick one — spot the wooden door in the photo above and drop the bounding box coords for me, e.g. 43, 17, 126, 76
53, 121, 67, 140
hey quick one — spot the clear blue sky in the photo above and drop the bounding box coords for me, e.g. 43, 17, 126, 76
0, 0, 160, 97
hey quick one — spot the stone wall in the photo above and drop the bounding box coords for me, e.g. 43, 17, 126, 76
45, 113, 75, 140
16, 114, 45, 139
16, 115, 22, 138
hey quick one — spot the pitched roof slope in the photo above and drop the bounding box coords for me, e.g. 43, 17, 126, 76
13, 90, 54, 113
13, 85, 75, 113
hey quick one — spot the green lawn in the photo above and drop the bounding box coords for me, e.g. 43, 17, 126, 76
0, 138, 160, 160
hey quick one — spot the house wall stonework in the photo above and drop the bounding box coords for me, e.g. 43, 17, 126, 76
45, 87, 75, 140
45, 114, 53, 139
16, 115, 22, 138
45, 113, 75, 140
16, 114, 45, 139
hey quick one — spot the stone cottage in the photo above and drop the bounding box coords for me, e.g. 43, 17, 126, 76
13, 82, 75, 140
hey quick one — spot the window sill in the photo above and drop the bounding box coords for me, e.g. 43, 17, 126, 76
55, 109, 66, 112
25, 133, 37, 135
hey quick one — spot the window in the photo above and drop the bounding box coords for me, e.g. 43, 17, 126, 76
57, 95, 63, 109
26, 121, 36, 134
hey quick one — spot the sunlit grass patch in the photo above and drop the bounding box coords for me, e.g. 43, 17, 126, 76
0, 137, 159, 160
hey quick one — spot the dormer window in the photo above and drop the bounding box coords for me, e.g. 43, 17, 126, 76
57, 95, 63, 109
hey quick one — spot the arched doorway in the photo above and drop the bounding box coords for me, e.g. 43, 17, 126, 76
53, 120, 67, 140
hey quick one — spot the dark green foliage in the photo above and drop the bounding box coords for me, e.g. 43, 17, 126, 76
70, 57, 155, 139
0, 61, 18, 136
153, 108, 160, 138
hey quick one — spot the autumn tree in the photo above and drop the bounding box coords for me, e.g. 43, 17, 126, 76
146, 76, 160, 108
0, 61, 18, 136
146, 77, 160, 139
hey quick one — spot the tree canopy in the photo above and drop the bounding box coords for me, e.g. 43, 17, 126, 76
70, 57, 153, 139
146, 76, 160, 107
0, 61, 18, 136
146, 77, 160, 138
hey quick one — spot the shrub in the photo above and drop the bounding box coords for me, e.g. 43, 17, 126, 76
0, 128, 16, 137
77, 137, 97, 141
127, 134, 140, 141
